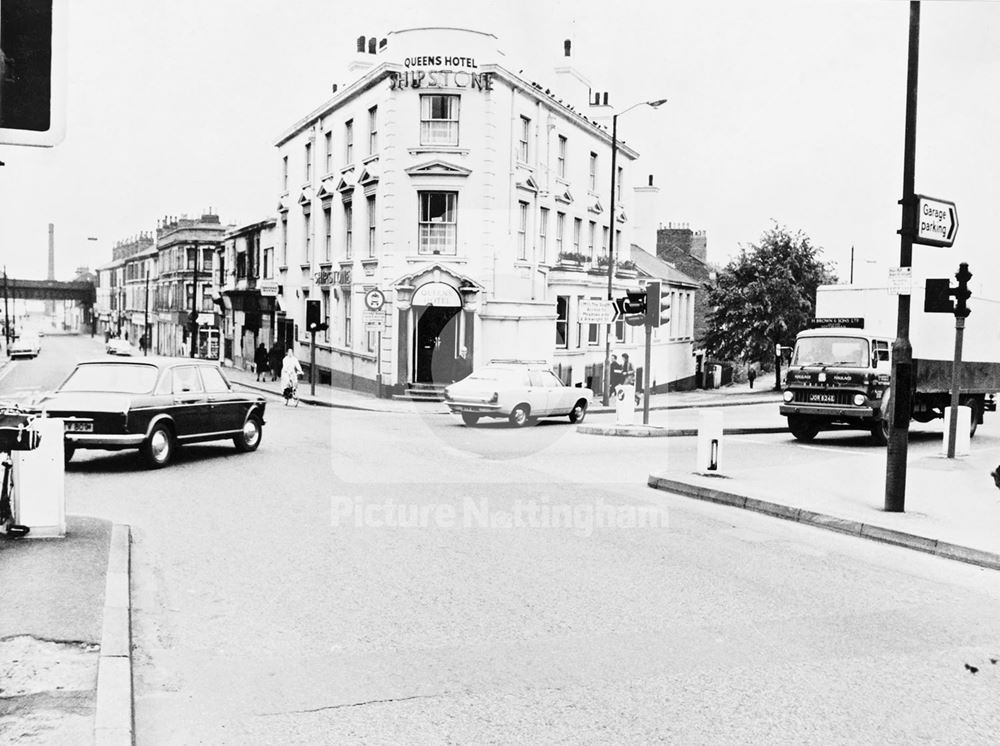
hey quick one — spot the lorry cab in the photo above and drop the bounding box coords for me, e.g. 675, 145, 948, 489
780, 327, 894, 443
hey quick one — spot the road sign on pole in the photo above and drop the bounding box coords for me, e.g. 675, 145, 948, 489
364, 289, 386, 312
363, 310, 384, 331
577, 299, 619, 325
914, 195, 958, 247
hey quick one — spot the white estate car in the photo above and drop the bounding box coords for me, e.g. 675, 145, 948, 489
443, 360, 593, 427
106, 338, 133, 356
8, 333, 41, 359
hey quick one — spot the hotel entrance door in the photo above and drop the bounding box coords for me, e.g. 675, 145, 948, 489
415, 306, 460, 384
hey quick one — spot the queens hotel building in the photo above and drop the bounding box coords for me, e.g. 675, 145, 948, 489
273, 27, 695, 395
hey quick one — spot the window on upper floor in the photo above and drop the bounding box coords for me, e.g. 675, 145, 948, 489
368, 106, 378, 154
556, 212, 565, 255
589, 152, 597, 191
263, 248, 273, 279
517, 201, 528, 261
420, 94, 460, 146
344, 201, 353, 260
616, 166, 623, 202
539, 207, 549, 264
367, 195, 377, 257
345, 119, 354, 164
557, 135, 567, 178
588, 221, 596, 260
573, 218, 582, 254
235, 253, 247, 279
282, 155, 289, 192
324, 131, 333, 174
418, 191, 457, 255
303, 212, 312, 264
518, 116, 530, 163
323, 206, 332, 263
186, 248, 197, 270
305, 141, 312, 182
280, 215, 288, 266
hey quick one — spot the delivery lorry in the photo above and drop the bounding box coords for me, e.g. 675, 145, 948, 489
779, 284, 1000, 444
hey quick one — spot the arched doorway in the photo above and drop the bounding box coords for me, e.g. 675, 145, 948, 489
410, 282, 465, 384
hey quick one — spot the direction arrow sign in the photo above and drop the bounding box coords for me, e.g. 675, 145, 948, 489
914, 195, 959, 247
577, 299, 619, 325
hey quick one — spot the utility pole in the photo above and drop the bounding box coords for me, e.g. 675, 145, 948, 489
190, 250, 199, 358
885, 1, 921, 512
2, 266, 10, 349
849, 246, 854, 284
143, 270, 150, 357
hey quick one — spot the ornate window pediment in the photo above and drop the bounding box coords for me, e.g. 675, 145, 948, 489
336, 175, 355, 193
588, 198, 603, 214
616, 210, 628, 224
554, 187, 574, 205
277, 196, 290, 214
317, 180, 337, 200
358, 163, 381, 186
404, 160, 472, 177
516, 175, 539, 193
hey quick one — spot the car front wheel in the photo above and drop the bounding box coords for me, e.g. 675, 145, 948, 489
509, 405, 530, 427
142, 423, 174, 469
64, 444, 75, 464
234, 415, 263, 452
569, 400, 588, 424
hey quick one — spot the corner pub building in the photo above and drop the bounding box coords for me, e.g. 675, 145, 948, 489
274, 26, 667, 397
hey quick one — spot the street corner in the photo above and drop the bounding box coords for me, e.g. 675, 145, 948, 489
577, 423, 671, 437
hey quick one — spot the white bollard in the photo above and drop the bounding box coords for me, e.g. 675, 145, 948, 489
12, 418, 66, 538
941, 405, 972, 457
696, 410, 724, 473
615, 384, 636, 426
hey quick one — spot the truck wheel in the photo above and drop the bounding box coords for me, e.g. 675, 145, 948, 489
960, 396, 982, 438
788, 416, 819, 442
461, 413, 480, 427
870, 420, 890, 446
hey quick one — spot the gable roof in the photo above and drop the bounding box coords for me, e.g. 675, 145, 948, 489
629, 245, 701, 287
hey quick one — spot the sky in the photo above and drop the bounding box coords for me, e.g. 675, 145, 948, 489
2, 0, 999, 296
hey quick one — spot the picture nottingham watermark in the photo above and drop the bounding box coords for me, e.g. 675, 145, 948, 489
331, 496, 669, 537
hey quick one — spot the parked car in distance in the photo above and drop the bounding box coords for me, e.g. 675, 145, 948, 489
443, 360, 592, 427
8, 333, 41, 359
106, 338, 133, 355
36, 358, 266, 468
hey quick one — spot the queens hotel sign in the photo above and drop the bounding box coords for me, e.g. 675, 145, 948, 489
389, 56, 494, 91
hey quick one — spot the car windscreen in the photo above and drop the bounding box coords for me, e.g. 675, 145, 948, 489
466, 368, 529, 385
59, 364, 159, 394
792, 336, 870, 367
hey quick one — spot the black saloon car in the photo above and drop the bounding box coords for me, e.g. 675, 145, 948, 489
37, 358, 267, 468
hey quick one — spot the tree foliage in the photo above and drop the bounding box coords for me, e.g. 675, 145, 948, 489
702, 223, 837, 363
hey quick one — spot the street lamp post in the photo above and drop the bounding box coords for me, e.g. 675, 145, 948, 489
602, 98, 667, 406
143, 270, 150, 356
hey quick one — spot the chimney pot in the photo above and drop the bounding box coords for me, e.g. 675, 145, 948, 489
368, 37, 376, 54
603, 92, 608, 106
332, 83, 338, 93
564, 39, 571, 57
648, 174, 654, 186
356, 36, 366, 53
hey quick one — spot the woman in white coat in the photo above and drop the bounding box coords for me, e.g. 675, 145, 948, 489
280, 348, 304, 406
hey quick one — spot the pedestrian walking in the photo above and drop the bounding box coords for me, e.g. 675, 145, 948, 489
254, 343, 269, 382
620, 353, 635, 388
609, 354, 623, 392
268, 343, 283, 382
747, 366, 757, 389
281, 348, 303, 406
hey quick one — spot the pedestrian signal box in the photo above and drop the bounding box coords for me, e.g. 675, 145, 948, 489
644, 281, 671, 328
623, 289, 646, 315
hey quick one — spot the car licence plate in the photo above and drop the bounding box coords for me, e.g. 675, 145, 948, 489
806, 393, 836, 404
65, 421, 94, 433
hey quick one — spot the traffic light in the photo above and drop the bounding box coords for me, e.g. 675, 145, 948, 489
306, 299, 322, 331
644, 281, 671, 328
622, 289, 646, 315
923, 263, 972, 318
953, 262, 972, 318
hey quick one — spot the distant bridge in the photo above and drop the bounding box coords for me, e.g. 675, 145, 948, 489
2, 278, 96, 304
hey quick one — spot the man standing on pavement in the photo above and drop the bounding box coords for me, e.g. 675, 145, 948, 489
452, 346, 473, 382
748, 366, 757, 389
610, 354, 623, 393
